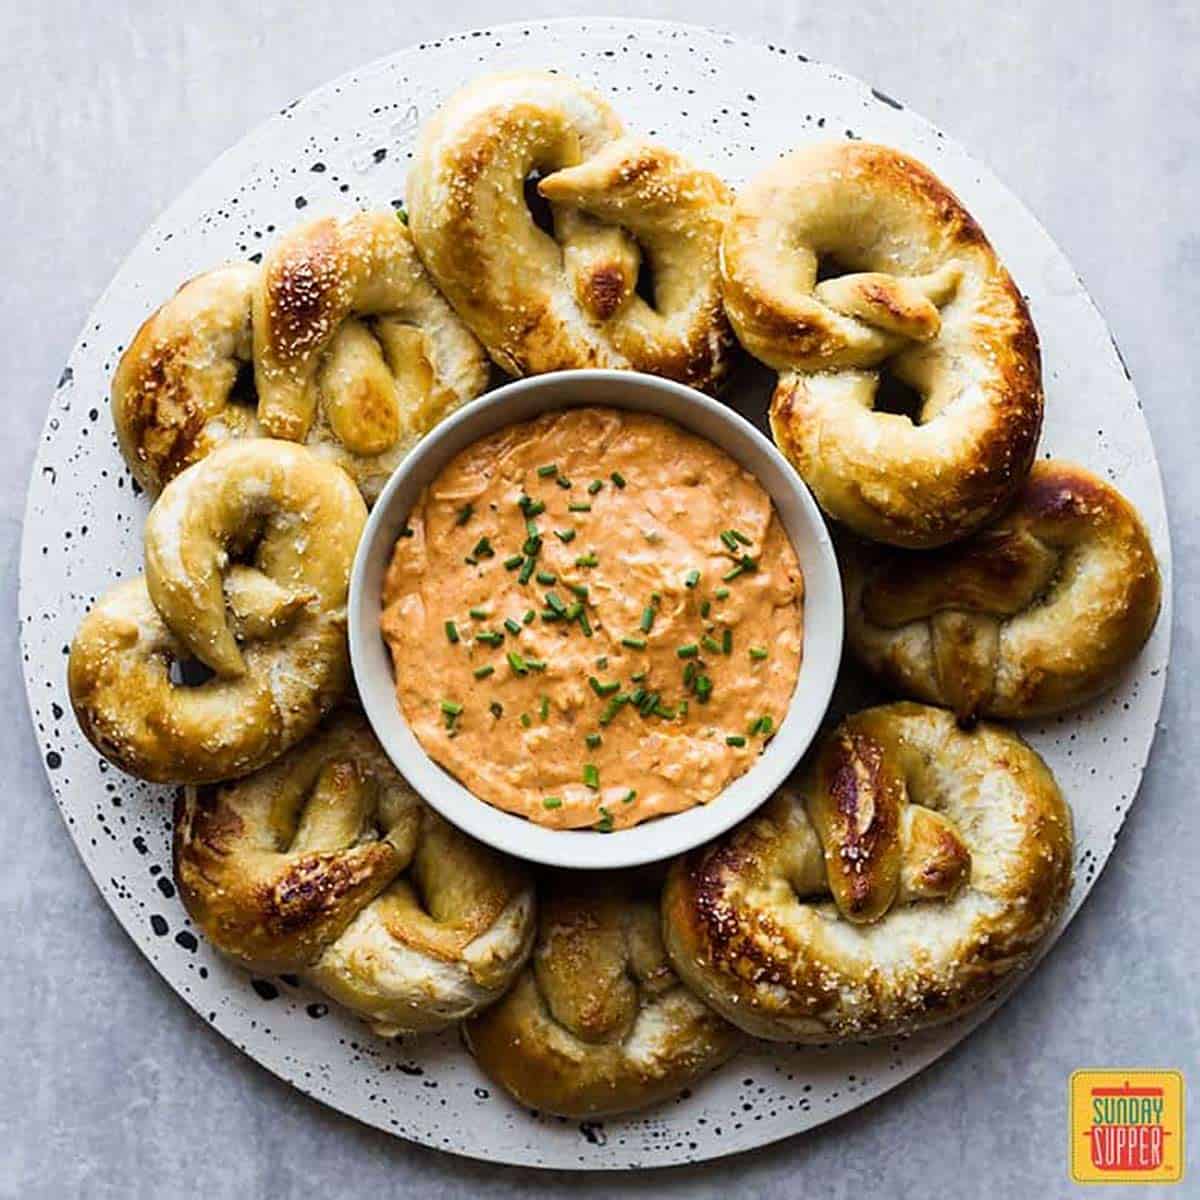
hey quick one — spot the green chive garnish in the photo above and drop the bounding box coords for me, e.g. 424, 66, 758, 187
445, 621, 459, 644
456, 504, 473, 526
399, 525, 414, 538
583, 763, 600, 789
726, 734, 747, 747
472, 536, 494, 558
701, 635, 723, 655
715, 587, 730, 600
469, 606, 488, 619
599, 694, 630, 725
586, 733, 602, 749
525, 658, 547, 672
630, 670, 647, 682
677, 644, 699, 659
595, 656, 608, 669
621, 636, 646, 650
537, 463, 558, 478
440, 700, 463, 716
539, 695, 550, 720
622, 789, 637, 804
683, 661, 698, 687
654, 700, 677, 718
540, 609, 561, 622
569, 502, 592, 514
595, 807, 614, 832
700, 599, 711, 618
464, 554, 478, 566
720, 530, 739, 553
577, 608, 593, 637
576, 553, 598, 567
749, 647, 768, 661
590, 677, 621, 697
731, 529, 752, 546
543, 796, 563, 809
722, 628, 733, 655
475, 631, 504, 647
490, 701, 503, 718
554, 528, 576, 543
610, 471, 627, 488
568, 582, 589, 599
556, 476, 572, 489
536, 570, 557, 586
523, 609, 535, 625
504, 618, 522, 636
722, 564, 745, 582
473, 665, 495, 680
518, 557, 536, 585
684, 569, 701, 589
639, 606, 655, 634
588, 479, 603, 495
520, 712, 532, 728
696, 675, 713, 702
748, 715, 775, 736
545, 592, 567, 615
507, 651, 528, 675
504, 554, 524, 570
630, 687, 647, 706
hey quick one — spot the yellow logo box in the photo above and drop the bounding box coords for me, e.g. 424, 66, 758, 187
1070, 1070, 1184, 1184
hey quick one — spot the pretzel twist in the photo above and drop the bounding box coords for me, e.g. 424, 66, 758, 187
68, 439, 366, 783
174, 711, 535, 1034
465, 876, 740, 1116
663, 703, 1073, 1042
112, 214, 487, 501
407, 71, 735, 392
843, 461, 1162, 720
721, 142, 1043, 547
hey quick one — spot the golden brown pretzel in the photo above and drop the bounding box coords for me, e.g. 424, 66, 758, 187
721, 142, 1043, 547
175, 711, 535, 1034
407, 71, 735, 392
465, 874, 740, 1116
663, 704, 1072, 1042
112, 214, 487, 502
843, 461, 1162, 720
68, 439, 366, 783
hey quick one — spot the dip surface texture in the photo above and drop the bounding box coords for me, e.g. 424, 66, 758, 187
380, 406, 804, 830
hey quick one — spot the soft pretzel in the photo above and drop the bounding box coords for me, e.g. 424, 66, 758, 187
465, 875, 740, 1116
253, 211, 489, 500
721, 142, 1043, 547
68, 439, 366, 783
843, 461, 1162, 720
174, 711, 535, 1034
663, 703, 1072, 1042
407, 71, 735, 392
112, 215, 487, 502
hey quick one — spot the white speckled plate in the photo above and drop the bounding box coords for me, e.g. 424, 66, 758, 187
19, 18, 1171, 1170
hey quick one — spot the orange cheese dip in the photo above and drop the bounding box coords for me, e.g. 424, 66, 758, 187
380, 407, 804, 831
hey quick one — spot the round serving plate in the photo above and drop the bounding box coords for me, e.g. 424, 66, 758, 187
20, 17, 1170, 1170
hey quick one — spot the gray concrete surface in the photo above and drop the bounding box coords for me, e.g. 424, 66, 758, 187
2, 2, 1197, 1196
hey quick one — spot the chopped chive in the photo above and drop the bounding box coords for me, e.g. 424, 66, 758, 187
588, 479, 604, 495
630, 670, 647, 682
630, 687, 647, 706
749, 714, 775, 736
722, 564, 745, 582
520, 712, 532, 728
545, 591, 567, 615
489, 701, 503, 718
444, 620, 459, 644
621, 636, 646, 650
595, 807, 614, 832
536, 570, 557, 586
556, 476, 572, 489
525, 500, 545, 519
577, 607, 593, 637
589, 677, 621, 697
472, 536, 494, 558
440, 700, 463, 716
749, 647, 768, 661
525, 658, 547, 672
731, 529, 753, 546
684, 569, 701, 589
518, 557, 536, 585
504, 618, 522, 637
575, 552, 599, 567
726, 734, 747, 747
583, 763, 600, 789
568, 502, 592, 513
722, 628, 733, 655
543, 795, 563, 809
720, 530, 740, 553
599, 693, 630, 725
638, 691, 659, 715
639, 606, 655, 634
715, 587, 730, 600
506, 651, 528, 675
523, 609, 535, 625
554, 528, 577, 543
473, 664, 495, 680
701, 635, 723, 655
595, 656, 608, 669
654, 700, 677, 719
610, 471, 627, 489
677, 643, 699, 659
475, 630, 504, 647
464, 554, 478, 566
651, 592, 662, 606
567, 582, 589, 599
524, 518, 540, 540
700, 599, 711, 618
399, 525, 414, 538
586, 733, 602, 749
679, 700, 689, 717
539, 695, 550, 720
540, 609, 561, 622
469, 606, 488, 619
504, 554, 524, 570
456, 504, 473, 526
740, 555, 758, 571
537, 463, 558, 478
695, 675, 713, 702
683, 661, 698, 687
622, 789, 637, 804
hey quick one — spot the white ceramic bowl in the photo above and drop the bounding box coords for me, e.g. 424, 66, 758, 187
349, 369, 843, 869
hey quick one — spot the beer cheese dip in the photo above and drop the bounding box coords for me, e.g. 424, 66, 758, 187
380, 407, 804, 831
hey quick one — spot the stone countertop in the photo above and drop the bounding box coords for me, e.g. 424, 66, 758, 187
2, 2, 1196, 1195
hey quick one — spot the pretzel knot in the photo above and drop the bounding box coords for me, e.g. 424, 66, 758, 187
663, 703, 1073, 1042
68, 439, 366, 783
407, 71, 736, 392
844, 460, 1162, 720
721, 142, 1044, 547
174, 711, 535, 1033
465, 877, 740, 1117
112, 213, 488, 502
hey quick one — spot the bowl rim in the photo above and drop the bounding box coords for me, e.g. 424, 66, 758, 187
348, 368, 843, 869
